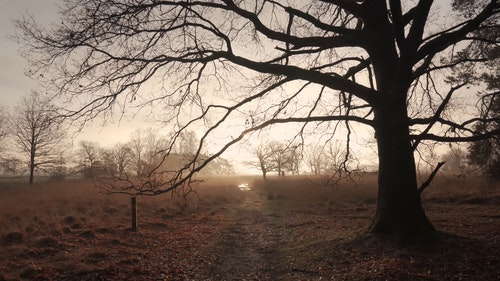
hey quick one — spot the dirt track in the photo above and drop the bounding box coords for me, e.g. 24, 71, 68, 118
196, 182, 500, 281
205, 188, 288, 280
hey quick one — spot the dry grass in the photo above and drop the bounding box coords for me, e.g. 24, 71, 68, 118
0, 178, 244, 280
0, 175, 499, 280
0, 181, 126, 236
0, 177, 247, 233
421, 174, 500, 203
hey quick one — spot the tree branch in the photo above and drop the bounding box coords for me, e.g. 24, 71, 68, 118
221, 0, 366, 50
416, 0, 499, 63
419, 161, 445, 195
411, 83, 466, 149
224, 53, 376, 104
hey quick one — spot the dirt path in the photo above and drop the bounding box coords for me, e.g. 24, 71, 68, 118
205, 188, 289, 280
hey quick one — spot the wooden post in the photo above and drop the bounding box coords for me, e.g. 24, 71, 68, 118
131, 196, 137, 232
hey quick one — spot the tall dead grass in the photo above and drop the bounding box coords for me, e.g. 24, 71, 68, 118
0, 180, 129, 238
1, 173, 497, 241
0, 177, 249, 240
420, 174, 500, 202
250, 173, 500, 207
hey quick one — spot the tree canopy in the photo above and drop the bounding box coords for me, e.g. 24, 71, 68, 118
468, 96, 500, 179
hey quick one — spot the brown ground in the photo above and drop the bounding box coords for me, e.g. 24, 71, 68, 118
0, 175, 499, 280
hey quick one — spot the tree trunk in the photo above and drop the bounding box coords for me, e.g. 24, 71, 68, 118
29, 163, 34, 184
361, 5, 435, 241
131, 197, 137, 232
29, 148, 35, 185
370, 99, 435, 241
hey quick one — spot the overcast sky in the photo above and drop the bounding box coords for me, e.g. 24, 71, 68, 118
0, 0, 59, 106
0, 1, 155, 150
0, 1, 255, 174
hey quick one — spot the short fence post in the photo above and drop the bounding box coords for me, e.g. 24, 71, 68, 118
131, 196, 137, 232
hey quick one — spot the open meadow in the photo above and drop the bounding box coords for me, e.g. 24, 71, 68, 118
0, 175, 499, 280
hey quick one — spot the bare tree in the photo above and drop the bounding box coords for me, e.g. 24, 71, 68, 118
246, 144, 276, 180
0, 158, 23, 176
0, 105, 13, 175
128, 128, 169, 177
288, 145, 302, 176
304, 145, 325, 177
267, 141, 300, 176
246, 141, 300, 178
304, 142, 359, 184
441, 146, 469, 176
127, 129, 147, 177
0, 105, 9, 165
173, 130, 198, 156
0, 105, 7, 149
97, 143, 132, 177
77, 140, 102, 178
16, 0, 500, 240
111, 143, 132, 177
11, 92, 65, 184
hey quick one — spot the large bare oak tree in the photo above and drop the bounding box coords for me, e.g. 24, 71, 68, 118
16, 0, 499, 240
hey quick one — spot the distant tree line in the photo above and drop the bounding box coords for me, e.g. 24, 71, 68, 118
245, 141, 301, 179
245, 140, 360, 184
0, 93, 234, 184
76, 129, 235, 180
0, 92, 499, 183
246, 138, 500, 181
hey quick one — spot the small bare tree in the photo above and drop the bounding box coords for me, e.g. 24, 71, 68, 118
0, 105, 7, 148
304, 144, 325, 176
304, 142, 359, 185
109, 143, 132, 177
173, 130, 198, 156
246, 141, 300, 178
11, 92, 66, 184
127, 129, 147, 177
200, 157, 235, 176
246, 144, 275, 180
0, 105, 11, 174
77, 140, 102, 178
127, 128, 169, 178
441, 146, 469, 176
268, 141, 300, 176
97, 129, 199, 197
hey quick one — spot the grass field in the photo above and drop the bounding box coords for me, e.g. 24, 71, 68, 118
0, 174, 499, 280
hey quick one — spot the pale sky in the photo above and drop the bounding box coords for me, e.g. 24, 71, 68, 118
0, 1, 160, 148
0, 0, 60, 106
0, 0, 260, 174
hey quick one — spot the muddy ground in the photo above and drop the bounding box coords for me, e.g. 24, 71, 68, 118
0, 176, 499, 280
